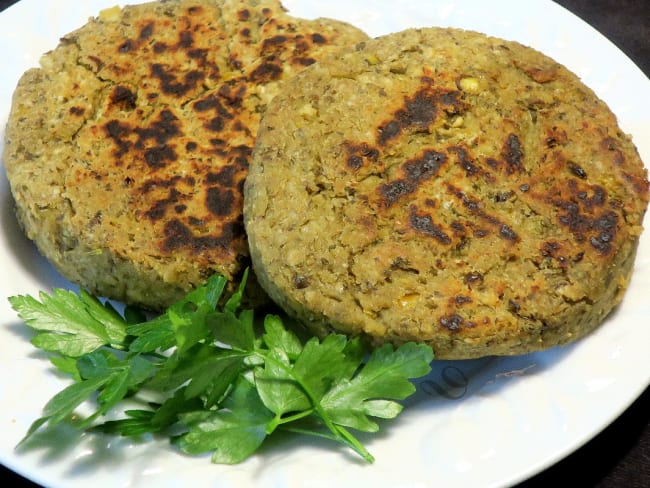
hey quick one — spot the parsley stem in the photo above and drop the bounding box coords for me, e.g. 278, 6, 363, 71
266, 409, 314, 434
256, 351, 374, 462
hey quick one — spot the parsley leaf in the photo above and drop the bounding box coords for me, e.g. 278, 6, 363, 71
8, 289, 127, 356
10, 272, 434, 464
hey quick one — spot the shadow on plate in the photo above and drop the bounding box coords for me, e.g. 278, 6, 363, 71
404, 341, 579, 414
0, 172, 73, 291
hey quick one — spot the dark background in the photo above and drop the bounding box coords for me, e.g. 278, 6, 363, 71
0, 0, 647, 486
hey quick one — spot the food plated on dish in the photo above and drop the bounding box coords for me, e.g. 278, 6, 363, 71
1, 1, 648, 487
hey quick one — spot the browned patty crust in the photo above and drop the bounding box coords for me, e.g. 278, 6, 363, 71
244, 27, 649, 359
3, 0, 368, 309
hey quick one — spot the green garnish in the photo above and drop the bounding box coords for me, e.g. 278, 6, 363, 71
8, 272, 433, 464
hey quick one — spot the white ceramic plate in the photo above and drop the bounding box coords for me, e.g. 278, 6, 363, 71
1, 1, 648, 487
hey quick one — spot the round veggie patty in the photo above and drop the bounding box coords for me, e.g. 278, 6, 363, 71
244, 27, 649, 359
3, 0, 368, 309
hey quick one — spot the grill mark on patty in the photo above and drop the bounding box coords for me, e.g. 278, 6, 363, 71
151, 63, 205, 97
161, 218, 245, 255
409, 206, 452, 244
109, 85, 137, 110
378, 149, 447, 206
377, 82, 466, 146
445, 183, 520, 242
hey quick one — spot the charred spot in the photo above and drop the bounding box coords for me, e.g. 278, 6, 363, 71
144, 145, 177, 169
109, 85, 137, 110
229, 55, 243, 70
311, 33, 327, 44
450, 221, 465, 234
188, 47, 208, 61
207, 117, 225, 132
568, 162, 587, 179
153, 42, 167, 53
140, 175, 182, 193
344, 142, 379, 170
150, 63, 204, 97
262, 35, 289, 51
601, 137, 625, 165
556, 198, 618, 254
206, 186, 235, 217
229, 145, 253, 166
145, 188, 181, 221
590, 211, 618, 254
439, 314, 464, 332
139, 22, 154, 40
447, 184, 520, 243
378, 179, 413, 207
237, 8, 250, 21
453, 295, 472, 305
545, 126, 568, 148
377, 149, 447, 206
501, 133, 525, 174
218, 82, 247, 107
186, 141, 198, 151
293, 37, 310, 54
293, 57, 316, 67
558, 201, 588, 232
494, 190, 514, 203
389, 256, 419, 273
486, 157, 499, 170
240, 27, 251, 37
160, 220, 194, 252
134, 109, 181, 145
378, 120, 401, 145
541, 240, 561, 257
409, 207, 452, 244
347, 155, 363, 170
464, 272, 484, 287
499, 224, 518, 241
206, 165, 237, 187
210, 138, 226, 147
249, 61, 283, 83
540, 240, 569, 266
161, 218, 244, 255
69, 106, 85, 116
377, 85, 465, 146
508, 300, 521, 313
175, 204, 187, 214
104, 120, 132, 158
591, 186, 606, 206
293, 275, 310, 289
460, 192, 480, 212
403, 150, 447, 183
178, 30, 194, 49
449, 146, 480, 177
118, 40, 134, 53
193, 94, 233, 117
439, 91, 464, 114
232, 120, 252, 135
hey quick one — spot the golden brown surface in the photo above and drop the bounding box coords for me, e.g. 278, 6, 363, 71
3, 0, 368, 309
244, 27, 649, 359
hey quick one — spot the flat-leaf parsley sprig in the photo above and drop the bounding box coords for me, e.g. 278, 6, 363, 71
9, 271, 434, 464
